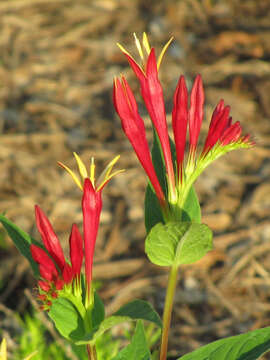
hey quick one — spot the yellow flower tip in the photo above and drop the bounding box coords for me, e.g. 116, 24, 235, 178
58, 161, 83, 191
96, 155, 123, 191
73, 152, 88, 180
117, 42, 131, 57
90, 157, 95, 186
157, 36, 174, 70
133, 33, 144, 61
60, 153, 123, 192
142, 32, 151, 54
118, 33, 173, 72
108, 154, 121, 167
0, 338, 7, 360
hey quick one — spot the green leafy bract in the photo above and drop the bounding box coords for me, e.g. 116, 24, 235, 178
144, 130, 201, 233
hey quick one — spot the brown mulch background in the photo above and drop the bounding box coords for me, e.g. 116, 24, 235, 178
0, 0, 270, 358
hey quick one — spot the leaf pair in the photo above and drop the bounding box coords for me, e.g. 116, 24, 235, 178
49, 298, 162, 346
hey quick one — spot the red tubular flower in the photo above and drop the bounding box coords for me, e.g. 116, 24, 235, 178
202, 100, 251, 156
115, 34, 253, 217
59, 153, 122, 307
30, 206, 83, 308
31, 245, 58, 280
113, 77, 166, 208
172, 75, 188, 176
69, 223, 83, 278
35, 205, 66, 271
124, 50, 176, 201
188, 75, 204, 154
82, 178, 102, 307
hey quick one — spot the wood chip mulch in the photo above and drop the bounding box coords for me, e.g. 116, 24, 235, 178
0, 0, 270, 358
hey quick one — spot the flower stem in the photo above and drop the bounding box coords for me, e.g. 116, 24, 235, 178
86, 344, 97, 360
159, 265, 179, 360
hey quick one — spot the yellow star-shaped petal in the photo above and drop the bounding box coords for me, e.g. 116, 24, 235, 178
59, 153, 124, 191
117, 32, 173, 72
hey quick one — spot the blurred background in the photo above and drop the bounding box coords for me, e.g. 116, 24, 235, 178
0, 0, 270, 358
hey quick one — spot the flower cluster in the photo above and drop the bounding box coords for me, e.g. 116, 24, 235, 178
32, 154, 122, 309
114, 34, 253, 220
30, 206, 83, 309
59, 153, 122, 306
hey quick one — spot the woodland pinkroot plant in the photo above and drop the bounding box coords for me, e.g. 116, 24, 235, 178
5, 34, 270, 360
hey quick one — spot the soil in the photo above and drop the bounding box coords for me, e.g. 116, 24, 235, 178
1, 0, 270, 358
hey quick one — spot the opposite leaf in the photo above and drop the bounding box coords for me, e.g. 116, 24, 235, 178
145, 222, 212, 267
178, 326, 270, 360
76, 299, 162, 345
112, 320, 151, 360
144, 128, 201, 232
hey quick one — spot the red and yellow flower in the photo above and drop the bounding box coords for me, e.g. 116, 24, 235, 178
114, 33, 253, 220
59, 154, 123, 307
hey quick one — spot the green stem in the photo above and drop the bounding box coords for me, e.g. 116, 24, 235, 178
159, 265, 179, 360
86, 344, 97, 360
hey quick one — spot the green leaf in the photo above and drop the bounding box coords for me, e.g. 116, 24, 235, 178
92, 291, 105, 330
175, 222, 212, 265
182, 186, 201, 223
112, 321, 151, 360
145, 222, 213, 267
178, 326, 270, 360
145, 183, 164, 234
76, 300, 162, 345
144, 128, 201, 232
48, 298, 86, 342
0, 214, 41, 277
151, 129, 168, 193
76, 316, 129, 345
145, 130, 167, 233
114, 300, 162, 328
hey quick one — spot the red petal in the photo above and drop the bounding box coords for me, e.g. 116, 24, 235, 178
202, 105, 231, 154
31, 244, 58, 280
69, 223, 83, 277
220, 121, 242, 145
143, 50, 175, 189
124, 53, 146, 85
114, 77, 165, 206
62, 263, 73, 284
172, 75, 188, 171
209, 99, 225, 128
125, 49, 175, 195
38, 280, 51, 292
82, 179, 102, 291
189, 75, 204, 151
35, 205, 66, 271
55, 278, 64, 290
